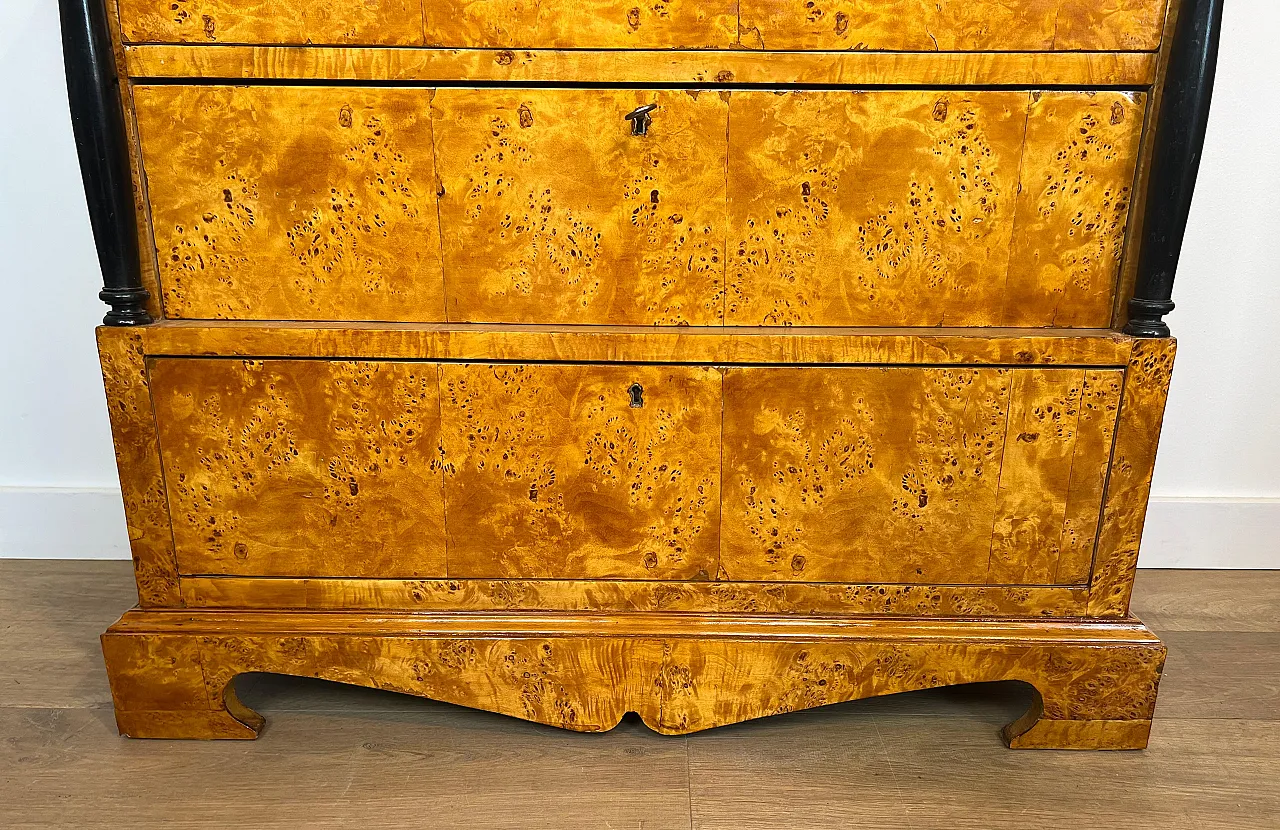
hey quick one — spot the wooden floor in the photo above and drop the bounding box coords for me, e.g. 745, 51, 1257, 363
2, 561, 1277, 829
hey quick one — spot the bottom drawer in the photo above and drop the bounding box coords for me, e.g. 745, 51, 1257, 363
147, 357, 1120, 587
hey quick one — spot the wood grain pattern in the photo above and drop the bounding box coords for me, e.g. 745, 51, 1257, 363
738, 0, 1168, 51
101, 609, 1165, 748
1056, 370, 1124, 584
423, 0, 737, 49
93, 0, 1182, 752
988, 370, 1087, 584
432, 88, 727, 325
97, 328, 180, 606
1003, 92, 1147, 327
986, 370, 1125, 584
149, 358, 447, 577
123, 45, 1159, 87
133, 86, 1140, 327
440, 364, 722, 579
139, 322, 1136, 367
115, 0, 1169, 50
180, 577, 1089, 616
727, 90, 1026, 326
134, 85, 444, 321
117, 0, 424, 45
132, 85, 1141, 325
721, 367, 1121, 585
1090, 338, 1177, 616
726, 90, 1145, 326
1053, 0, 1173, 50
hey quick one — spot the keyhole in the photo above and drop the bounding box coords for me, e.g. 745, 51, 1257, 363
624, 104, 658, 137
628, 383, 644, 408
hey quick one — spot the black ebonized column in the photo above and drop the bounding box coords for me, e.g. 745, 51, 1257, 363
1125, 0, 1224, 337
59, 0, 152, 326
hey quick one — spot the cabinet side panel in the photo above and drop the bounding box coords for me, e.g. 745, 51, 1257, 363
1089, 338, 1176, 615
97, 328, 180, 606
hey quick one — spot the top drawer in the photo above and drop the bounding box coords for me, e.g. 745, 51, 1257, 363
116, 0, 1169, 51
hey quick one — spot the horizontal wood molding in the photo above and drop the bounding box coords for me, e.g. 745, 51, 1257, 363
178, 577, 1089, 616
136, 322, 1136, 366
107, 608, 1161, 641
123, 46, 1159, 87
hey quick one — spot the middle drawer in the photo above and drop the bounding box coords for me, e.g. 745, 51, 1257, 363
135, 85, 1145, 327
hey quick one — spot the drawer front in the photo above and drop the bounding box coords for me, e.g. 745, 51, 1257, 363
739, 0, 1168, 52
117, 0, 1167, 50
137, 86, 1142, 327
721, 366, 1122, 584
135, 85, 445, 321
148, 356, 1121, 586
150, 358, 447, 577
118, 0, 425, 45
440, 363, 723, 579
727, 90, 1145, 327
434, 88, 728, 325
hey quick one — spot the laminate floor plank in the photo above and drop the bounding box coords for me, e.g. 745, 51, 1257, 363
1132, 569, 1280, 632
0, 619, 115, 708
2, 561, 1279, 828
1157, 630, 1280, 720
237, 671, 1034, 718
0, 560, 136, 622
0, 706, 694, 830
687, 713, 1280, 830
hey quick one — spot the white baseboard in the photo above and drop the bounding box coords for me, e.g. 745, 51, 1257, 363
0, 486, 131, 559
0, 487, 1276, 568
1138, 496, 1280, 568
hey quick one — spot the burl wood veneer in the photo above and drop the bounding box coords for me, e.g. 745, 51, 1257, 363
133, 85, 1145, 326
63, 0, 1223, 748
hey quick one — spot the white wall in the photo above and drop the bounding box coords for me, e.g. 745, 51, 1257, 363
1, 0, 133, 558
0, 0, 1276, 565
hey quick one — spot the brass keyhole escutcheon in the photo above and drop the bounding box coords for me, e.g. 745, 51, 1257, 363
624, 104, 658, 137
628, 383, 645, 408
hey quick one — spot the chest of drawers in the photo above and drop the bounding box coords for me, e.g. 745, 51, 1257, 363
61, 0, 1221, 748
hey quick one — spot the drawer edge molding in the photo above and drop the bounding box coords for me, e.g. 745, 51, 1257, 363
178, 577, 1090, 617
136, 323, 1136, 367
123, 45, 1158, 87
